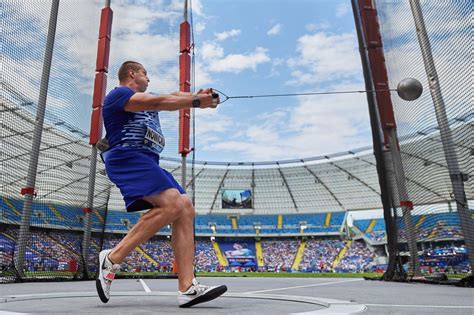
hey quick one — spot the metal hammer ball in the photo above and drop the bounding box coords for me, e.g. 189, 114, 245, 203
397, 78, 423, 101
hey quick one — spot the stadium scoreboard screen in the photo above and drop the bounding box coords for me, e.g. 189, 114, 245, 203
222, 189, 253, 209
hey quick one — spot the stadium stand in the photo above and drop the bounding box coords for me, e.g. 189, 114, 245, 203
334, 240, 376, 273
1, 195, 470, 275
1, 223, 470, 275
261, 238, 299, 272
1, 197, 346, 236
353, 212, 466, 244
299, 239, 345, 272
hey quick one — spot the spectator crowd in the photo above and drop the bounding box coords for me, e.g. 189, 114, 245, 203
1, 226, 468, 276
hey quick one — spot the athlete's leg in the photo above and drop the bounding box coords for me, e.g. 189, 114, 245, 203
169, 195, 227, 308
171, 195, 195, 291
108, 188, 184, 264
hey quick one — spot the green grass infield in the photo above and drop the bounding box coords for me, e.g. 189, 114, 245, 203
3, 271, 469, 280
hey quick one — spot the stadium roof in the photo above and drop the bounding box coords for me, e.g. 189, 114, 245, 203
1, 87, 472, 215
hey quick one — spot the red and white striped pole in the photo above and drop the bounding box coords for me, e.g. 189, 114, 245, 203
178, 0, 192, 186
356, 0, 420, 276
82, 0, 113, 278
174, 0, 192, 275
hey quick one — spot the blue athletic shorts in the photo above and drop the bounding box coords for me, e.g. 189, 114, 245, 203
103, 146, 185, 212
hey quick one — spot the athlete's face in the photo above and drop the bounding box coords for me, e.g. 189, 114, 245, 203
132, 67, 150, 92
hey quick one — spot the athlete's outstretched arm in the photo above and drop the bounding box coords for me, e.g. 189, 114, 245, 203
124, 90, 217, 112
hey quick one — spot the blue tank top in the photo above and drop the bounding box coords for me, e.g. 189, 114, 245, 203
102, 86, 165, 155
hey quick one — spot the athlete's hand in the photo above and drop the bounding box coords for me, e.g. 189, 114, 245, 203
197, 88, 220, 108
197, 93, 216, 108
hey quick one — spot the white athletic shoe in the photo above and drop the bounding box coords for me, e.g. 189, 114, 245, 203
178, 278, 227, 308
95, 249, 121, 303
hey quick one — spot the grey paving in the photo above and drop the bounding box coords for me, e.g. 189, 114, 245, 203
0, 277, 473, 314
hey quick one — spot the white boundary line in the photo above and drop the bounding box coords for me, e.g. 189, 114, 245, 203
366, 303, 474, 309
1, 292, 367, 314
244, 279, 364, 294
139, 279, 152, 293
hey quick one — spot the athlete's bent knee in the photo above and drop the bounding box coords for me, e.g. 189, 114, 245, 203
172, 198, 186, 219
182, 197, 195, 219
143, 189, 186, 221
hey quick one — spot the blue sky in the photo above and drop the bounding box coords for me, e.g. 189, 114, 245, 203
2, 0, 370, 162
5, 1, 468, 163
188, 0, 371, 162
4, 0, 370, 161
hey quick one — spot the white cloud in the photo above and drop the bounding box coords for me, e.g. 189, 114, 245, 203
214, 29, 241, 41
190, 25, 368, 160
288, 84, 368, 134
206, 123, 285, 160
193, 108, 234, 147
148, 65, 180, 94
336, 2, 350, 17
198, 1, 471, 162
105, 1, 185, 36
110, 33, 178, 66
7, 0, 469, 164
3, 0, 189, 129
107, 31, 180, 92
3, 55, 76, 109
3, 54, 43, 101
205, 84, 370, 161
306, 21, 331, 32
187, 0, 204, 17
267, 23, 282, 36
375, 1, 471, 136
200, 42, 224, 60
273, 58, 285, 66
193, 62, 214, 87
209, 47, 271, 73
195, 22, 206, 35
382, 37, 470, 134
266, 58, 285, 78
375, 1, 470, 39
3, 1, 103, 96
286, 32, 361, 85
